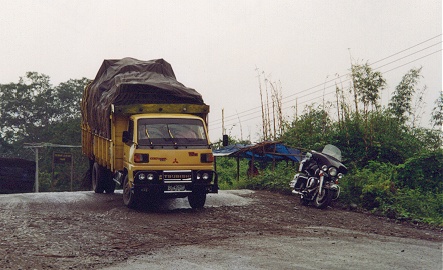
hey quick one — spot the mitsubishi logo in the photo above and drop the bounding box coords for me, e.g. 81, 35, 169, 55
173, 158, 179, 164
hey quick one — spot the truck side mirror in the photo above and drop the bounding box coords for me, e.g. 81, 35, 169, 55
122, 131, 131, 144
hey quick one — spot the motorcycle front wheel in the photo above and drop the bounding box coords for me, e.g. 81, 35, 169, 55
314, 188, 332, 209
300, 196, 309, 206
298, 182, 309, 206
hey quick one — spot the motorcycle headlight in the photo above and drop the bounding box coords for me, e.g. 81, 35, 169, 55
322, 165, 328, 171
337, 173, 344, 179
328, 167, 338, 177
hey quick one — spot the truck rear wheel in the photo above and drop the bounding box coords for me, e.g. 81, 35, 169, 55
92, 162, 105, 193
188, 189, 206, 209
123, 175, 137, 208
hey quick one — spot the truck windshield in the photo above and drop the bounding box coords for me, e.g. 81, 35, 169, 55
137, 118, 208, 146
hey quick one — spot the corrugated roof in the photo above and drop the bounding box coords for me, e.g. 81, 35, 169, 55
213, 141, 302, 162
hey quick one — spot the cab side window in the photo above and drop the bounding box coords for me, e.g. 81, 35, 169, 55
128, 120, 134, 141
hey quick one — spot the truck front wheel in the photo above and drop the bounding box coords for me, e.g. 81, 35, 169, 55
92, 162, 105, 193
123, 175, 137, 208
188, 188, 206, 209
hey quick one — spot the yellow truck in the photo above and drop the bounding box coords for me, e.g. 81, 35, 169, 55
81, 58, 218, 208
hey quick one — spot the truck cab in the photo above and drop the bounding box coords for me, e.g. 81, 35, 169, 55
120, 113, 217, 208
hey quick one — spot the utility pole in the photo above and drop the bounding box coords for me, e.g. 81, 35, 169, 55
222, 108, 225, 135
35, 148, 39, 192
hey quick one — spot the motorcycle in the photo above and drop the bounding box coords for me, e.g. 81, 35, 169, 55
289, 144, 347, 209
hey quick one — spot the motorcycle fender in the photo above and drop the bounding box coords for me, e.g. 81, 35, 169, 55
329, 183, 339, 190
318, 174, 324, 195
329, 184, 341, 200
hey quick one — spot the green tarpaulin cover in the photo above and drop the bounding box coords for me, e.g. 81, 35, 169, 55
81, 58, 205, 138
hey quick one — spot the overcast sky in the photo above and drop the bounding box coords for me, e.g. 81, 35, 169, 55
0, 0, 441, 142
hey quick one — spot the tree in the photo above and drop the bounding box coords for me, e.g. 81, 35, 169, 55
431, 91, 443, 129
0, 72, 57, 143
350, 63, 386, 149
351, 63, 386, 114
54, 78, 90, 121
388, 67, 422, 124
0, 73, 89, 146
280, 104, 333, 150
257, 69, 285, 141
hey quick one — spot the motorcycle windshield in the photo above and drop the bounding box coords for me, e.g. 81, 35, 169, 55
322, 144, 342, 162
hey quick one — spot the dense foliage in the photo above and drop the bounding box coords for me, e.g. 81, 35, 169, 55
0, 72, 90, 191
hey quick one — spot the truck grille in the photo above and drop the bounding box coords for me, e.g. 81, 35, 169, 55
163, 170, 192, 181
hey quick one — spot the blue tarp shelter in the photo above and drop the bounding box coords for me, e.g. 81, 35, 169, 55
213, 141, 301, 162
213, 141, 302, 180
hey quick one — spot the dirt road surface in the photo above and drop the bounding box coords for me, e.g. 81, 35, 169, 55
0, 190, 441, 270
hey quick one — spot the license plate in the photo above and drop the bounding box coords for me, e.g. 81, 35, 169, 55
167, 185, 185, 191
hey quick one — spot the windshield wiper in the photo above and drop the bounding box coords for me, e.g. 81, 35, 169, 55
145, 128, 154, 148
166, 125, 178, 149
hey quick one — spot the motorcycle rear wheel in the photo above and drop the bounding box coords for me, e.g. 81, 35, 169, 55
314, 188, 332, 209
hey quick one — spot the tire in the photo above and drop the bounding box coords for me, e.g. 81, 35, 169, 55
188, 189, 207, 209
314, 188, 333, 209
298, 182, 309, 206
300, 196, 309, 206
105, 181, 116, 194
92, 162, 105, 193
104, 170, 116, 194
122, 175, 137, 208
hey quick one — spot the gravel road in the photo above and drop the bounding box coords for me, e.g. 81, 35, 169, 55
0, 190, 441, 269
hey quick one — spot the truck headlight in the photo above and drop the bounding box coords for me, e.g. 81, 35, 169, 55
138, 172, 155, 181
197, 172, 211, 180
147, 173, 155, 181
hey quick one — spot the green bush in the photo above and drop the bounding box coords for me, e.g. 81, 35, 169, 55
396, 149, 443, 192
241, 162, 296, 193
215, 157, 249, 190
336, 156, 443, 225
216, 158, 296, 192
393, 188, 443, 225
339, 161, 396, 208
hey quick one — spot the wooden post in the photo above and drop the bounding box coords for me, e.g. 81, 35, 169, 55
237, 156, 240, 181
35, 148, 39, 193
71, 153, 74, 191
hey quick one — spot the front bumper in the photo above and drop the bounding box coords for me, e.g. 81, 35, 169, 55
132, 169, 218, 196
